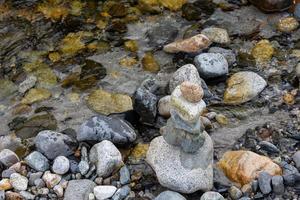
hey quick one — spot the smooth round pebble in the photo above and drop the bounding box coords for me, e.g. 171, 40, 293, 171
10, 173, 28, 191
52, 156, 70, 175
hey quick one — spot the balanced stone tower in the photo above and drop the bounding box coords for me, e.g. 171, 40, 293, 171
147, 81, 213, 193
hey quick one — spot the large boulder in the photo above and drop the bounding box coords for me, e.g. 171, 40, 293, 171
146, 133, 213, 193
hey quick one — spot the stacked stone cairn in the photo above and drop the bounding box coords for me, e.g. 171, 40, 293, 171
147, 81, 214, 193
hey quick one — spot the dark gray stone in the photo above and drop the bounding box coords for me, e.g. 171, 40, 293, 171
295, 3, 300, 20
194, 53, 228, 79
272, 175, 284, 194
64, 179, 96, 200
0, 149, 19, 167
119, 165, 130, 185
292, 151, 300, 170
35, 130, 77, 160
25, 151, 49, 172
258, 171, 272, 194
111, 185, 130, 200
69, 160, 79, 173
258, 141, 279, 154
28, 172, 43, 186
281, 161, 298, 176
77, 115, 136, 144
134, 78, 158, 125
0, 190, 4, 200
147, 24, 178, 48
155, 191, 186, 200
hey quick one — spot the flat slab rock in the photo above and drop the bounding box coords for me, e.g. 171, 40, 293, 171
146, 133, 213, 193
77, 115, 136, 144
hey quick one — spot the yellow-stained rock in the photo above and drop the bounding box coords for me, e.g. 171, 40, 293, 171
129, 143, 149, 161
0, 179, 12, 190
119, 57, 138, 68
215, 114, 228, 125
87, 89, 133, 115
224, 71, 267, 105
124, 40, 139, 52
142, 52, 160, 72
251, 40, 274, 63
163, 34, 211, 53
21, 88, 51, 105
34, 67, 57, 88
158, 0, 187, 11
277, 17, 299, 33
48, 52, 61, 62
60, 32, 87, 56
218, 150, 282, 185
67, 92, 80, 103
138, 0, 161, 12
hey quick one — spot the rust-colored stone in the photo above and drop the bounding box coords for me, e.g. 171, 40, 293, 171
180, 81, 203, 103
163, 34, 211, 53
218, 150, 282, 185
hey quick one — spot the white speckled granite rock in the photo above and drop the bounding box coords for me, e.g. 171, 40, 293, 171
169, 64, 202, 93
146, 133, 213, 193
89, 140, 123, 177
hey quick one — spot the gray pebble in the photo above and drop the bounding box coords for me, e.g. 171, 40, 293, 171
112, 185, 131, 200
25, 151, 49, 172
2, 168, 16, 178
155, 191, 186, 200
78, 160, 90, 175
272, 175, 284, 194
292, 151, 300, 169
29, 172, 43, 186
200, 191, 224, 200
0, 149, 19, 167
258, 171, 272, 194
52, 156, 70, 175
194, 53, 228, 79
120, 166, 130, 185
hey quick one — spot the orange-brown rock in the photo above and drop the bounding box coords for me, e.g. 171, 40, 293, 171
180, 81, 203, 103
218, 150, 282, 185
163, 34, 211, 53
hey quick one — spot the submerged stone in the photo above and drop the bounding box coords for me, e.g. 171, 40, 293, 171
87, 89, 133, 115
251, 40, 274, 63
0, 79, 17, 101
142, 52, 160, 73
277, 17, 299, 33
21, 88, 51, 105
159, 0, 187, 11
14, 113, 57, 139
